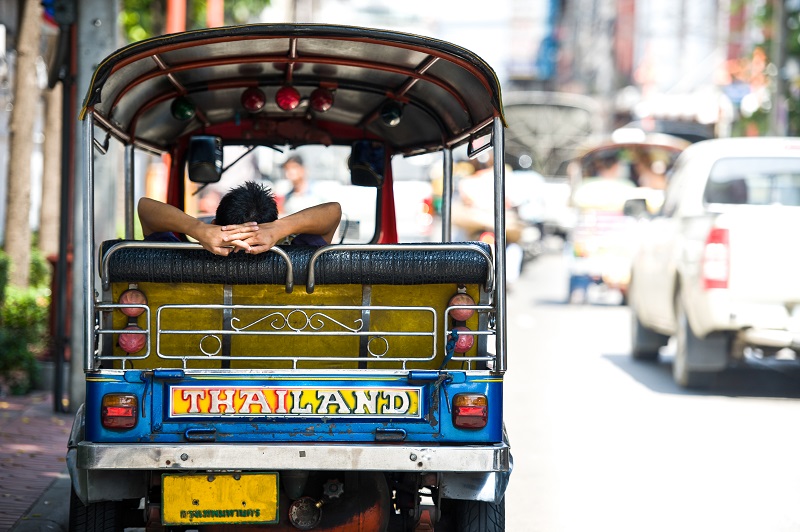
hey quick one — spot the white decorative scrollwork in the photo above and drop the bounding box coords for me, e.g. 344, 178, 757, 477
199, 335, 222, 357
230, 309, 363, 333
367, 336, 389, 358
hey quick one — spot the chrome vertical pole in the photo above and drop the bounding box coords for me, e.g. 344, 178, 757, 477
492, 116, 506, 373
124, 144, 135, 239
83, 113, 96, 371
441, 148, 453, 242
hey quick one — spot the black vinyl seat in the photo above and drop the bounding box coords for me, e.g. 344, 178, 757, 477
101, 241, 493, 287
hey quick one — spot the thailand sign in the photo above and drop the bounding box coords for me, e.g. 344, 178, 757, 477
169, 385, 422, 419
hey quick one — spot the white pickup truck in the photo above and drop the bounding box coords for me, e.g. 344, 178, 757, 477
628, 137, 800, 388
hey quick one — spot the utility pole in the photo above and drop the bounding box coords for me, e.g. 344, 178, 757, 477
208, 0, 224, 27
166, 0, 186, 33
771, 0, 787, 135
70, 0, 118, 412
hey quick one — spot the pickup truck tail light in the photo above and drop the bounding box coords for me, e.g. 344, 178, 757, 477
702, 227, 729, 289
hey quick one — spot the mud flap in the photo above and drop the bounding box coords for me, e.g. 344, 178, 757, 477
686, 331, 729, 372
440, 470, 510, 505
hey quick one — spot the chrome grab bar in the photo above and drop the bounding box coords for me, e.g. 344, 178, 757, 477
100, 241, 293, 293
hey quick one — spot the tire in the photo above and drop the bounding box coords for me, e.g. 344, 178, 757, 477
631, 310, 668, 361
674, 299, 724, 389
454, 498, 505, 532
69, 487, 123, 532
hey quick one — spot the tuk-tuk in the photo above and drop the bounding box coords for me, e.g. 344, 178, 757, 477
66, 24, 511, 531
565, 130, 689, 303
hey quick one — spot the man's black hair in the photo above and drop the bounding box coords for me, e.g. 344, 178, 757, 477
215, 181, 278, 225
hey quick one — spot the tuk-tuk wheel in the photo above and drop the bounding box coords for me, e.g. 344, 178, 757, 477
69, 486, 143, 532
68, 486, 123, 532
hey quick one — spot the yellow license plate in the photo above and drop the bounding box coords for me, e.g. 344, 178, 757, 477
162, 472, 279, 525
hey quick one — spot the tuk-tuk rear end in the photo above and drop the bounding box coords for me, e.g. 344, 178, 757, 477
565, 131, 689, 303
67, 24, 511, 531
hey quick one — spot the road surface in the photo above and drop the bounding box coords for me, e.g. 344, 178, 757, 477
504, 247, 800, 532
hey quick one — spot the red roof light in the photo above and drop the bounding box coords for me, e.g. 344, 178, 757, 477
241, 87, 266, 113
275, 85, 301, 111
310, 87, 334, 112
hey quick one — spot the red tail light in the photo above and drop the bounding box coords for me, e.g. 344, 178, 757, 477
448, 292, 476, 321
102, 394, 138, 429
119, 288, 147, 317
449, 326, 475, 353
452, 394, 487, 429
702, 227, 729, 290
119, 326, 146, 354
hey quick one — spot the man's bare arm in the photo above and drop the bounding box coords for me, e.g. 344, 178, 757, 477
137, 197, 258, 255
245, 202, 342, 253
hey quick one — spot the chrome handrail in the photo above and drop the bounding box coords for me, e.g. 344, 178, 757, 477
100, 241, 293, 293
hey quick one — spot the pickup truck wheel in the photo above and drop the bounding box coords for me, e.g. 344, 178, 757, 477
674, 301, 718, 389
68, 486, 123, 532
631, 311, 668, 361
453, 498, 505, 532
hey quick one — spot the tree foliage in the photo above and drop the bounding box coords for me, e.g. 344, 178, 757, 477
120, 0, 271, 42
751, 0, 800, 136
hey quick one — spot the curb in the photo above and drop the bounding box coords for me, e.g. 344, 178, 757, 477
10, 470, 69, 532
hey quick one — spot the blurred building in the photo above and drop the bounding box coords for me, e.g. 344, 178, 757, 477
557, 0, 768, 139
260, 0, 560, 91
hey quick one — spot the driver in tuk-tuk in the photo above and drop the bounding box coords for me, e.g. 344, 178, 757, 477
137, 180, 342, 256
572, 153, 635, 212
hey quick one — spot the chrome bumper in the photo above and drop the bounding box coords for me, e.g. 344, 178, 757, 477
77, 441, 510, 472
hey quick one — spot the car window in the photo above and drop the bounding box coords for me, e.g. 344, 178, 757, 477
704, 157, 800, 206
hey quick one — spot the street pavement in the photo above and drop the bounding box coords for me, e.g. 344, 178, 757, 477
0, 391, 72, 531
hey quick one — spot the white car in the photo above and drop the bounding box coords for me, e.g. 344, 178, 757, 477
628, 137, 800, 387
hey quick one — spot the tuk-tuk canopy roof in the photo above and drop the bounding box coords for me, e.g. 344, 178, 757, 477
81, 24, 505, 156
576, 130, 692, 162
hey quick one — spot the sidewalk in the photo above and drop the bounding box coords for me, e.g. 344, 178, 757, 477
0, 391, 73, 531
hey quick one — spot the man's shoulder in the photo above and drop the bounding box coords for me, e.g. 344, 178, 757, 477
144, 231, 181, 242
285, 233, 327, 246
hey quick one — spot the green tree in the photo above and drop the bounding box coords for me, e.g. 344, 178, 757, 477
120, 0, 271, 42
755, 0, 800, 136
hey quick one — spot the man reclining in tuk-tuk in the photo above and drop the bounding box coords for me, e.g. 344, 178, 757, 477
138, 181, 342, 254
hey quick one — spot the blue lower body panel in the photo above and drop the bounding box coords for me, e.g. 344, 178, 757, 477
85, 371, 503, 444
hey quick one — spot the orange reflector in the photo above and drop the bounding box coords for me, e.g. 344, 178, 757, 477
102, 394, 138, 429
452, 393, 487, 429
